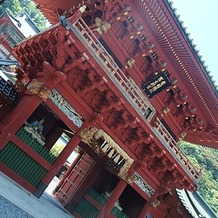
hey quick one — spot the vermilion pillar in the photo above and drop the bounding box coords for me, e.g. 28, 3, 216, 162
34, 132, 81, 197
138, 202, 152, 218
44, 127, 63, 150
97, 179, 127, 218
0, 95, 41, 149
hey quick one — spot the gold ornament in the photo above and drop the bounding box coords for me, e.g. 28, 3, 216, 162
79, 127, 134, 183
27, 79, 51, 101
150, 197, 160, 208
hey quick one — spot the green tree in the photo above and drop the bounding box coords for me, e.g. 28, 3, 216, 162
0, 0, 22, 15
50, 143, 65, 157
20, 0, 47, 30
179, 141, 218, 215
0, 0, 47, 30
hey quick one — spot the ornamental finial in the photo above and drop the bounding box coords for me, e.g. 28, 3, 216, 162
79, 5, 86, 13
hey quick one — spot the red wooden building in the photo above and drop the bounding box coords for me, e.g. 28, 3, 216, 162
0, 0, 217, 217
0, 11, 40, 60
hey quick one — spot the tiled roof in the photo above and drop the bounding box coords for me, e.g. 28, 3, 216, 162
1, 11, 40, 38
8, 12, 40, 38
0, 59, 19, 66
176, 189, 217, 218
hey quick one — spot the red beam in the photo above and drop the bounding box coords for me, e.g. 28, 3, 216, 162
11, 136, 52, 171
45, 98, 80, 132
0, 95, 41, 150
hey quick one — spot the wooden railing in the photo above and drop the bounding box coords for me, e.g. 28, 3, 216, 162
153, 118, 201, 182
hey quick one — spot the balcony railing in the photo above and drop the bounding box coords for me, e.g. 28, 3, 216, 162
62, 16, 201, 183
153, 118, 201, 182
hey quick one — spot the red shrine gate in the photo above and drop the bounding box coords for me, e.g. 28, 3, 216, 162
1, 0, 217, 217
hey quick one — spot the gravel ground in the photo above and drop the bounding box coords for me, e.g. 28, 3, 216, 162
0, 195, 34, 218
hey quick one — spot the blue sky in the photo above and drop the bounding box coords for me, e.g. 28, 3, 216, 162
172, 0, 218, 85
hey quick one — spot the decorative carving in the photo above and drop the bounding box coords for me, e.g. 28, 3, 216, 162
14, 80, 25, 92
163, 107, 170, 115
94, 18, 111, 34
118, 158, 134, 182
27, 79, 51, 101
79, 127, 98, 146
126, 58, 135, 68
37, 85, 51, 101
134, 173, 155, 197
79, 127, 134, 183
179, 131, 187, 140
49, 89, 83, 127
125, 174, 136, 185
150, 197, 160, 208
94, 129, 134, 181
27, 79, 42, 95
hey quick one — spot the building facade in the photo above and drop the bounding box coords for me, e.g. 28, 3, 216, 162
0, 0, 217, 217
0, 11, 40, 60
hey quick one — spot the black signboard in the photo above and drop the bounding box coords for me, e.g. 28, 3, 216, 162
142, 72, 171, 98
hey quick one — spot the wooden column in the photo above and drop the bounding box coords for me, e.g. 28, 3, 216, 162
97, 179, 127, 218
34, 132, 81, 197
0, 95, 41, 149
44, 126, 63, 150
138, 202, 151, 218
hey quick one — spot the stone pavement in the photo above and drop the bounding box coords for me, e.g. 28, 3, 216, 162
0, 172, 73, 218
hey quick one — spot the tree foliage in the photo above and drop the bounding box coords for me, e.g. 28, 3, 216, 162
0, 0, 47, 30
0, 0, 22, 15
50, 143, 65, 157
179, 141, 218, 215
